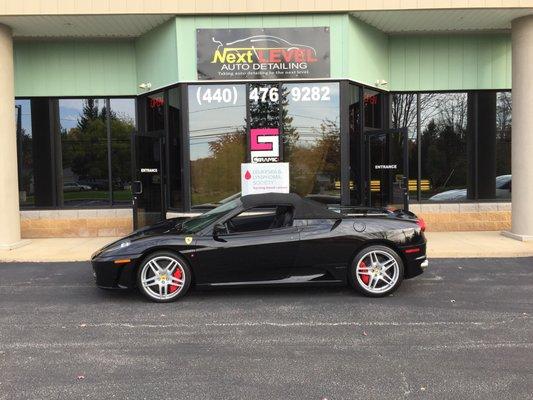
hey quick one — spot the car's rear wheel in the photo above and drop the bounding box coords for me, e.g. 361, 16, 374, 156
137, 251, 191, 303
348, 245, 404, 297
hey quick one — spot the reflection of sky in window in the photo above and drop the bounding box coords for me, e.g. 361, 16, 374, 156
110, 99, 136, 122
188, 83, 340, 159
420, 93, 467, 131
59, 98, 136, 132
283, 83, 340, 147
16, 98, 135, 137
188, 85, 246, 160
59, 99, 105, 132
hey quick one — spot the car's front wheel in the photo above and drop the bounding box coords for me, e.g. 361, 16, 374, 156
137, 251, 192, 303
348, 245, 404, 297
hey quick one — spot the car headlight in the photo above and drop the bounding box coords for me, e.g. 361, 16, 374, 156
101, 240, 132, 255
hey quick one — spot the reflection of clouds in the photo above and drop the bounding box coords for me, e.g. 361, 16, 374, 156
188, 86, 247, 161
17, 97, 135, 137
110, 99, 135, 118
188, 83, 340, 159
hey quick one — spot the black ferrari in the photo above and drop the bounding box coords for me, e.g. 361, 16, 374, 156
91, 193, 428, 302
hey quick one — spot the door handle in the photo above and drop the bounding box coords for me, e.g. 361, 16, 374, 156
132, 180, 142, 195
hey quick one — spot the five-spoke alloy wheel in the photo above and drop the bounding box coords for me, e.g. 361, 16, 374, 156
349, 245, 404, 297
137, 251, 191, 302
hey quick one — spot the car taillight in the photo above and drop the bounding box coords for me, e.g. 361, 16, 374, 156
417, 218, 426, 232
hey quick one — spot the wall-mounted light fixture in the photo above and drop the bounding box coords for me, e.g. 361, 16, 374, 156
138, 82, 152, 90
375, 79, 388, 87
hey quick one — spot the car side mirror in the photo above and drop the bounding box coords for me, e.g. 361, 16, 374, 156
132, 181, 142, 195
213, 223, 227, 238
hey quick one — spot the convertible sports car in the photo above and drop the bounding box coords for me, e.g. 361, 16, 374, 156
91, 193, 428, 302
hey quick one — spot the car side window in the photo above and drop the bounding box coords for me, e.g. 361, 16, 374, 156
225, 205, 294, 234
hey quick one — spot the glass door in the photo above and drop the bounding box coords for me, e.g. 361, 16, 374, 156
132, 133, 165, 228
133, 93, 166, 229
364, 128, 409, 210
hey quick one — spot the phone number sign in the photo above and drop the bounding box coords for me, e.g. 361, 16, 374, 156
197, 27, 330, 80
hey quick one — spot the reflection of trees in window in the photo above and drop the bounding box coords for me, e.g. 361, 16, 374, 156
61, 99, 135, 201
287, 119, 340, 196
391, 94, 418, 183
61, 100, 134, 191
248, 84, 299, 153
19, 127, 33, 199
283, 83, 340, 198
61, 100, 108, 184
420, 93, 467, 195
190, 131, 246, 205
188, 85, 247, 206
496, 92, 512, 175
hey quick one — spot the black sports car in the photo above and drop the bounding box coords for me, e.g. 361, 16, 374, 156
91, 193, 428, 302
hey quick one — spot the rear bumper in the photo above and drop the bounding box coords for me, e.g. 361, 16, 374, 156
400, 242, 428, 279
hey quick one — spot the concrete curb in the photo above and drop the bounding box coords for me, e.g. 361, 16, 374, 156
1, 232, 533, 262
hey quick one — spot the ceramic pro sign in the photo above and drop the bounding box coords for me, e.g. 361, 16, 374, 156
241, 163, 290, 196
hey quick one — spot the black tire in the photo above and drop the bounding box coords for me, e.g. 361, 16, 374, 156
136, 251, 192, 303
348, 245, 404, 298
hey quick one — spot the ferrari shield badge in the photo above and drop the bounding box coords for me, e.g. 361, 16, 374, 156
185, 236, 193, 245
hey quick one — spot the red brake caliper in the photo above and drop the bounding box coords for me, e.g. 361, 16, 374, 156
168, 268, 182, 293
358, 261, 370, 285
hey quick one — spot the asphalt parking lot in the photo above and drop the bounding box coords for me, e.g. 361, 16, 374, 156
0, 258, 532, 400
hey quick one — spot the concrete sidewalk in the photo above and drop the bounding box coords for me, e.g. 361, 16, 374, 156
0, 232, 532, 262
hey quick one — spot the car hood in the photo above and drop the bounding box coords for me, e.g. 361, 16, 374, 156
429, 189, 467, 201
93, 217, 191, 258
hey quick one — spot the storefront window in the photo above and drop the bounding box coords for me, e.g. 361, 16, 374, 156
249, 83, 281, 129
420, 93, 468, 201
496, 92, 512, 200
349, 84, 361, 204
188, 84, 247, 207
282, 82, 340, 201
16, 100, 34, 207
16, 97, 135, 209
110, 99, 135, 204
168, 87, 182, 209
391, 94, 418, 198
60, 99, 110, 206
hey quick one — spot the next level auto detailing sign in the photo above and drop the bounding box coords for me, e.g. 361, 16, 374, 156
197, 27, 330, 80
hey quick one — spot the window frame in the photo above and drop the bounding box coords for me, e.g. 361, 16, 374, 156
390, 89, 512, 203
218, 203, 296, 236
15, 95, 137, 210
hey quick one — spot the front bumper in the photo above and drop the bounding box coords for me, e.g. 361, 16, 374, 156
91, 257, 139, 289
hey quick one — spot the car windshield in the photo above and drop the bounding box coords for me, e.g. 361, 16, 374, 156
180, 198, 241, 234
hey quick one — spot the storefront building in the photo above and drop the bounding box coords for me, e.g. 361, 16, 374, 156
1, 1, 533, 247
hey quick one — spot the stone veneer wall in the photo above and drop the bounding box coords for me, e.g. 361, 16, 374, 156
170, 203, 511, 233
20, 209, 133, 238
410, 203, 511, 232
19, 202, 511, 238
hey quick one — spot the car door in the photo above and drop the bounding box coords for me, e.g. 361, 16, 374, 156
193, 208, 300, 285
294, 219, 362, 281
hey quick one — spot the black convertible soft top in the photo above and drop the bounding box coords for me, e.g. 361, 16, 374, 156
240, 193, 341, 219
